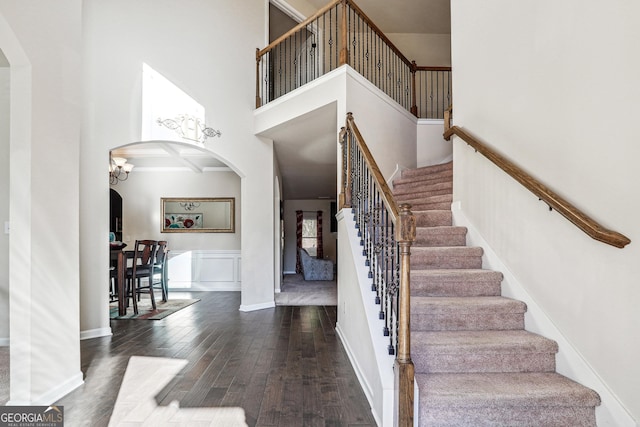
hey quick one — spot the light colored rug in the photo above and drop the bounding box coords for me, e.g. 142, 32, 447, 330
275, 274, 337, 306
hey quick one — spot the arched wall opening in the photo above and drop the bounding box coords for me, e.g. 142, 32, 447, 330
107, 139, 243, 295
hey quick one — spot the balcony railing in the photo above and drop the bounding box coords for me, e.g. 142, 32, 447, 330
256, 0, 452, 120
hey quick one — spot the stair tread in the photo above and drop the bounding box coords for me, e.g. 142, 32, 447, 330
401, 162, 452, 179
412, 330, 558, 354
415, 225, 466, 233
393, 173, 453, 187
416, 372, 601, 407
411, 269, 502, 281
394, 181, 453, 195
412, 246, 483, 255
412, 296, 526, 313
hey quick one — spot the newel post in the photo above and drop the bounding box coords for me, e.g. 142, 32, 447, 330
255, 48, 262, 108
339, 125, 352, 209
395, 203, 416, 427
443, 105, 453, 140
410, 61, 418, 117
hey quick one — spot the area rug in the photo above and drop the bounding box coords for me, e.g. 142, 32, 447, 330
110, 298, 200, 320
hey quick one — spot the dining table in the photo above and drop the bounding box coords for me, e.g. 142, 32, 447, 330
110, 244, 131, 316
115, 250, 127, 315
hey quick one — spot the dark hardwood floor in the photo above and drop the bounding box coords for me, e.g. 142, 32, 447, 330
55, 291, 376, 426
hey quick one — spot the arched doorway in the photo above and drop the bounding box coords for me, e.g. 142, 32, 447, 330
108, 140, 242, 296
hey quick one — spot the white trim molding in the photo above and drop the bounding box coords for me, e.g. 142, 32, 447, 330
80, 327, 113, 341
168, 249, 241, 291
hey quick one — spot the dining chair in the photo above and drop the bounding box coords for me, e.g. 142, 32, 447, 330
126, 239, 158, 314
153, 241, 169, 302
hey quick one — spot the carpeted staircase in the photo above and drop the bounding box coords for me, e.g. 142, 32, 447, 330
392, 161, 601, 426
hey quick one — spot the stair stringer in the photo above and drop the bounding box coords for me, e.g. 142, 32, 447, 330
335, 209, 397, 427
451, 201, 636, 427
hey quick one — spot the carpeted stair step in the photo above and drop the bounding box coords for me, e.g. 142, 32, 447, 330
411, 296, 526, 331
411, 246, 483, 270
395, 187, 452, 202
401, 161, 452, 180
416, 372, 600, 426
393, 180, 452, 197
386, 160, 600, 425
413, 210, 453, 227
393, 173, 453, 194
399, 194, 453, 211
411, 269, 503, 297
411, 330, 558, 374
413, 226, 467, 247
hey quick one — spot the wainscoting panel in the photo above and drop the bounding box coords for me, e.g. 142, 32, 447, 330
168, 250, 241, 291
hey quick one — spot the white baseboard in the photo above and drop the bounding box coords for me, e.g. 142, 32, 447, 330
336, 323, 387, 427
80, 327, 112, 340
451, 201, 637, 427
239, 301, 275, 312
169, 282, 241, 292
8, 372, 84, 406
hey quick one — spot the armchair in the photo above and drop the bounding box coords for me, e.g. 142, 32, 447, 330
299, 248, 334, 281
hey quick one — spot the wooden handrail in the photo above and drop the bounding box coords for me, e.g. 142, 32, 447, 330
257, 0, 342, 58
257, 0, 414, 67
346, 113, 400, 221
444, 125, 631, 249
256, 0, 452, 117
415, 65, 452, 72
344, 0, 413, 68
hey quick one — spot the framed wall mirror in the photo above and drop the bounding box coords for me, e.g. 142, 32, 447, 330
161, 197, 235, 233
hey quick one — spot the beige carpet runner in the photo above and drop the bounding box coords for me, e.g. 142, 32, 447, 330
393, 161, 600, 426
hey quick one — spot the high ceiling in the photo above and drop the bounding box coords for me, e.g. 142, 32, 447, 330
114, 0, 451, 200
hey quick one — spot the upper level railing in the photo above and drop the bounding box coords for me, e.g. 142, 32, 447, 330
340, 112, 416, 426
256, 0, 451, 119
444, 107, 631, 249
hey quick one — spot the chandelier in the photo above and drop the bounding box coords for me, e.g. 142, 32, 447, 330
109, 156, 134, 185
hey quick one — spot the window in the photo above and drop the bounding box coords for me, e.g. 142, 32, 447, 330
301, 214, 317, 257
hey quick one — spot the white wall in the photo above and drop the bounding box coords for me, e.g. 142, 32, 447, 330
451, 0, 640, 423
110, 169, 241, 251
346, 68, 418, 178
0, 1, 83, 404
336, 210, 395, 427
387, 33, 451, 67
416, 119, 451, 168
0, 64, 8, 344
81, 0, 274, 328
111, 168, 242, 292
282, 199, 337, 274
